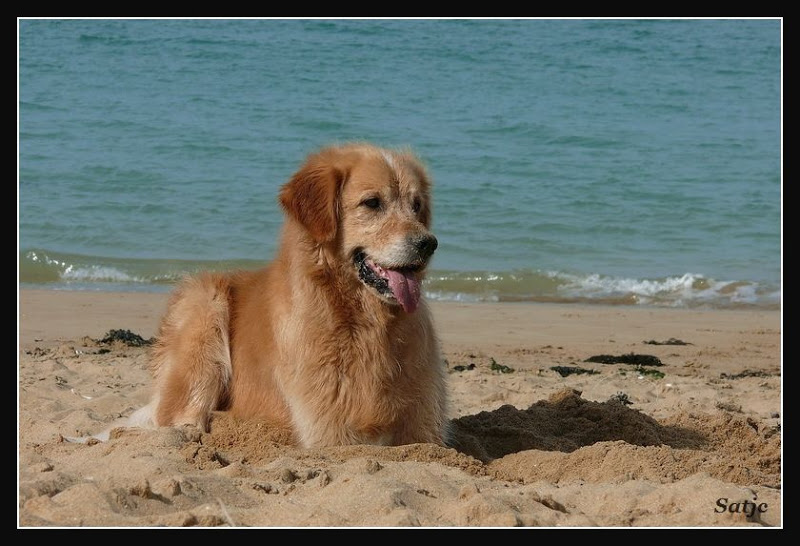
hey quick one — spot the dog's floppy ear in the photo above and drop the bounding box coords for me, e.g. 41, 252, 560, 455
279, 153, 345, 244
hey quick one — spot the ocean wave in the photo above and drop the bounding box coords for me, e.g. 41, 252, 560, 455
19, 249, 259, 287
59, 265, 144, 283
424, 270, 780, 309
550, 271, 780, 307
19, 250, 780, 310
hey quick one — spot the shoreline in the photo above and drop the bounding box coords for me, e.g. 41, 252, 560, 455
18, 250, 782, 311
18, 287, 781, 350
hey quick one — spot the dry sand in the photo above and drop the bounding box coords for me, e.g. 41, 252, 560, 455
18, 289, 782, 527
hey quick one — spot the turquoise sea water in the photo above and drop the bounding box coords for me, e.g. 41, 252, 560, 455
18, 19, 782, 308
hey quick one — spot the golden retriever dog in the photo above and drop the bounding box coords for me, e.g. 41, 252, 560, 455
146, 143, 448, 448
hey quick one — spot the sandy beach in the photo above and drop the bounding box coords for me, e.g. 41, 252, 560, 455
18, 289, 782, 527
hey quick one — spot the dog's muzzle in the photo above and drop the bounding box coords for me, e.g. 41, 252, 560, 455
353, 234, 438, 314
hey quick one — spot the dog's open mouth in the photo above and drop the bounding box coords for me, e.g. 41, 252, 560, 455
354, 251, 424, 314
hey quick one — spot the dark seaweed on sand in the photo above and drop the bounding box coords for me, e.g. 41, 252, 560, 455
585, 353, 663, 367
720, 369, 774, 380
643, 338, 692, 346
634, 366, 665, 379
490, 358, 514, 374
550, 366, 600, 378
608, 392, 633, 405
98, 329, 154, 347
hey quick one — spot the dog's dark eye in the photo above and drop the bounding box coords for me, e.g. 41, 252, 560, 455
412, 198, 422, 214
362, 197, 381, 210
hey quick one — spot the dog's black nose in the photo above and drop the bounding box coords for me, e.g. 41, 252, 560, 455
412, 234, 438, 261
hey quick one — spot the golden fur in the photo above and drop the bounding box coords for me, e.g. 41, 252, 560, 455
148, 143, 448, 447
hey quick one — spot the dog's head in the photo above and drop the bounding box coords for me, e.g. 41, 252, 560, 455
279, 143, 437, 314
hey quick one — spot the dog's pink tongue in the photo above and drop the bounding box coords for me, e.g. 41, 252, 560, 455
384, 269, 421, 314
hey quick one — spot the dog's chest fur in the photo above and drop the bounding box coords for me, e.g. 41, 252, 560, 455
275, 282, 428, 446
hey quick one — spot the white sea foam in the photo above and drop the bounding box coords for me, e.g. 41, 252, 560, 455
24, 250, 147, 284
556, 272, 697, 302
23, 249, 779, 309
424, 270, 779, 309
423, 290, 498, 304
60, 265, 144, 283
